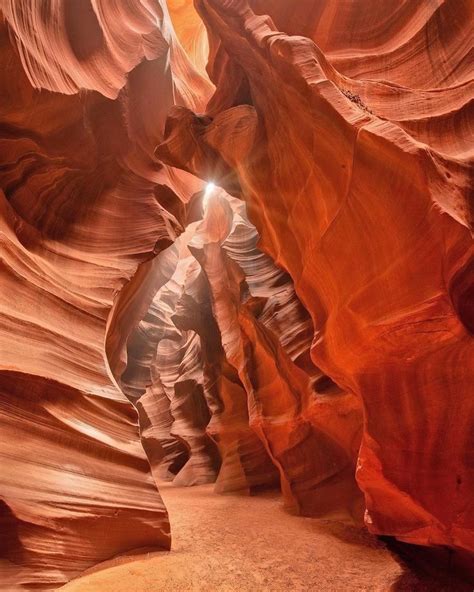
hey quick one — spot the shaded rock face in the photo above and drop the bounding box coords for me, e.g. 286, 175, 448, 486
0, 0, 473, 589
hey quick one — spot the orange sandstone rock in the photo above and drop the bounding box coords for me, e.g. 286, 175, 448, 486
1, 0, 473, 588
159, 0, 474, 553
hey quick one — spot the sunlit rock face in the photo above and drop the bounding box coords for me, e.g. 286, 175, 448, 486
168, 0, 211, 79
0, 0, 473, 589
190, 191, 363, 516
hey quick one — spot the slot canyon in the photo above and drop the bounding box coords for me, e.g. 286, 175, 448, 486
0, 0, 473, 590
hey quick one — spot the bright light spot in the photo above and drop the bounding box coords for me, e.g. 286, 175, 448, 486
203, 182, 216, 209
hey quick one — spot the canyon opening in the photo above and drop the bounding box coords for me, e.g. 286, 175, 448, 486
0, 1, 473, 591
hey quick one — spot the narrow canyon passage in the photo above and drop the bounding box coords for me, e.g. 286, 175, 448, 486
60, 484, 464, 592
1, 0, 473, 590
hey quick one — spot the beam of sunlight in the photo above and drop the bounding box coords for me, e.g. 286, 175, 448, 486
203, 182, 216, 209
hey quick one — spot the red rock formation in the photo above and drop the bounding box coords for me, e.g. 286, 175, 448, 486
158, 0, 474, 555
0, 371, 169, 590
168, 0, 211, 79
112, 200, 280, 494
190, 190, 362, 516
1, 0, 473, 588
0, 0, 207, 588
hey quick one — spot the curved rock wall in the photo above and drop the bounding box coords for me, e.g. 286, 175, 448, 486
158, 0, 474, 554
0, 0, 473, 588
0, 371, 169, 590
190, 191, 362, 517
0, 1, 207, 588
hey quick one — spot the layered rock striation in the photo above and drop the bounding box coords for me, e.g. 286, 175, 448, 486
158, 0, 474, 554
1, 0, 473, 589
0, 0, 206, 588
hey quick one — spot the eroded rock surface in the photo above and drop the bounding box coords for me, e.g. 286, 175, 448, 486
0, 0, 206, 588
158, 0, 474, 554
0, 0, 473, 589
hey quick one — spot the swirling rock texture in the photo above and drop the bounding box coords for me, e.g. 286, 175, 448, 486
113, 200, 280, 494
0, 0, 206, 589
0, 0, 473, 589
158, 0, 474, 556
189, 191, 362, 516
0, 372, 169, 590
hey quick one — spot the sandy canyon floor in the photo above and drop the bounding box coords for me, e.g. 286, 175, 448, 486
60, 484, 468, 592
